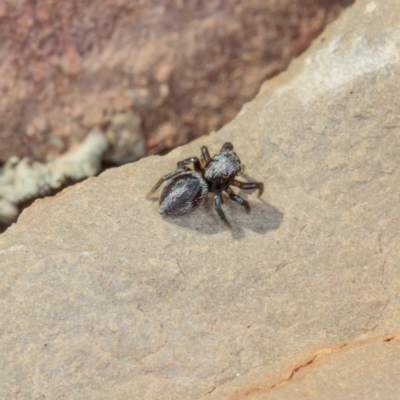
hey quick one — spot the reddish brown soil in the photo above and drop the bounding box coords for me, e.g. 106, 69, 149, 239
0, 0, 354, 162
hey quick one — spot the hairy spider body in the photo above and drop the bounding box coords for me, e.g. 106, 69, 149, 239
148, 142, 263, 226
203, 149, 240, 192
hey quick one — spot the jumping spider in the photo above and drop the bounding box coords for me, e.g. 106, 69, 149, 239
148, 142, 264, 226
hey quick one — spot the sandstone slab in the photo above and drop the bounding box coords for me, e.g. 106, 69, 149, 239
1, 0, 400, 399
252, 336, 400, 400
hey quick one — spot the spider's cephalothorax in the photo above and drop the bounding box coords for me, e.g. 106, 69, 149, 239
148, 142, 264, 226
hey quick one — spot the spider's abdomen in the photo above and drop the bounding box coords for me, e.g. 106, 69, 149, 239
159, 171, 208, 216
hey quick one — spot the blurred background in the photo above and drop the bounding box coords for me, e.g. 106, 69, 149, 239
0, 0, 354, 231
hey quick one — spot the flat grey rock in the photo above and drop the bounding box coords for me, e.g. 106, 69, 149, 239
1, 0, 399, 398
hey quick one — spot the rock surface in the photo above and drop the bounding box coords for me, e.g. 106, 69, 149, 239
1, 0, 400, 399
253, 337, 400, 399
0, 0, 352, 161
0, 130, 108, 227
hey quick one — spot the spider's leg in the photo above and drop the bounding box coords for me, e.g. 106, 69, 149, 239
214, 193, 231, 227
147, 167, 188, 196
225, 187, 250, 213
221, 142, 234, 152
201, 146, 212, 165
232, 180, 264, 197
177, 157, 201, 172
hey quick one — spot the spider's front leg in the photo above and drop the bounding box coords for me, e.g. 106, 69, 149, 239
225, 187, 250, 213
201, 146, 212, 166
221, 142, 234, 152
147, 167, 189, 197
214, 193, 231, 227
177, 157, 201, 172
232, 180, 264, 197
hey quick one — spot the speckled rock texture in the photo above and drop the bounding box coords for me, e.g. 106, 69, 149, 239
0, 0, 352, 161
1, 0, 400, 399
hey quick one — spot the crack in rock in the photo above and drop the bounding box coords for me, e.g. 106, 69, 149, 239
230, 334, 400, 399
269, 344, 348, 390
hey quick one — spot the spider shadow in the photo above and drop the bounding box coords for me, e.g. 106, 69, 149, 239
163, 193, 283, 240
